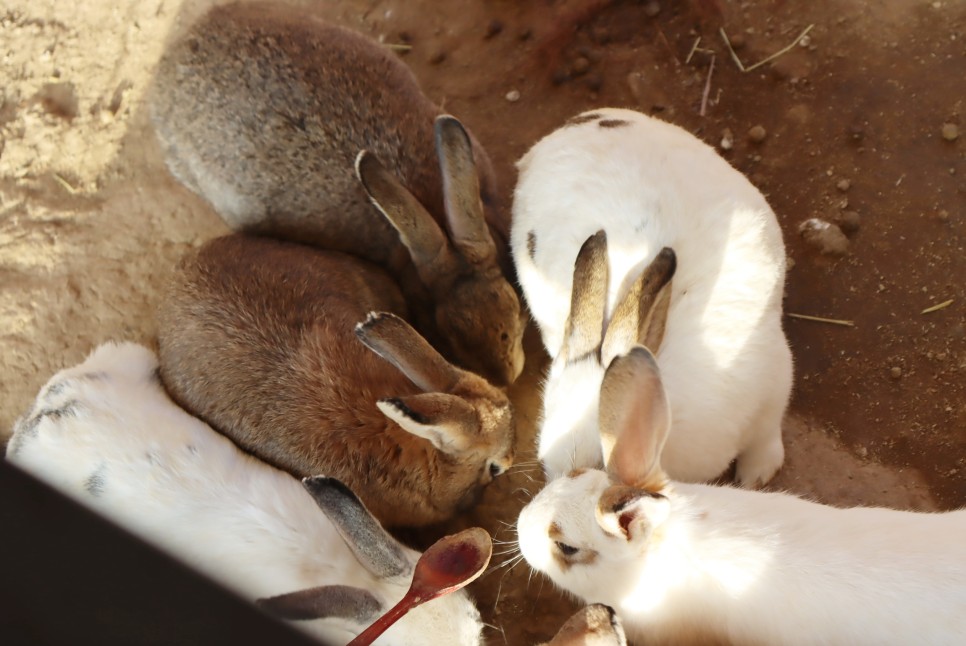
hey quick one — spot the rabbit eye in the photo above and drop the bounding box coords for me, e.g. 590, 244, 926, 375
555, 541, 579, 557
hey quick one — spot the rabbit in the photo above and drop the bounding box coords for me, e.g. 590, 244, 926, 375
511, 107, 793, 486
517, 344, 966, 645
5, 341, 485, 646
156, 233, 515, 528
541, 604, 627, 646
149, 1, 525, 387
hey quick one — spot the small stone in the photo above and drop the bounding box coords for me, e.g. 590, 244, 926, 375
720, 128, 734, 151
836, 179, 851, 192
551, 69, 570, 85
484, 19, 504, 40
889, 366, 903, 379
36, 82, 79, 119
798, 218, 849, 255
626, 71, 646, 101
941, 122, 959, 141
833, 210, 861, 235
644, 1, 661, 17
728, 33, 746, 50
856, 445, 868, 458
584, 72, 603, 93
748, 125, 767, 143
429, 49, 447, 65
505, 89, 521, 102
571, 56, 591, 76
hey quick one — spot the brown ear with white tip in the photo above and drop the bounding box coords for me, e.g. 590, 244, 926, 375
356, 150, 460, 284
435, 115, 499, 267
561, 230, 609, 363
599, 345, 670, 491
355, 311, 463, 393
601, 247, 676, 368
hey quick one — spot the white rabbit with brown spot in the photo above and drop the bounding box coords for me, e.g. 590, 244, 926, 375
6, 342, 485, 646
512, 108, 792, 486
150, 1, 524, 386
517, 345, 966, 645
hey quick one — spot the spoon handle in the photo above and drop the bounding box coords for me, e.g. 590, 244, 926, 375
345, 595, 417, 646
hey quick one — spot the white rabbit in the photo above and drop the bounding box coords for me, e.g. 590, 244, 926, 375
541, 604, 626, 646
511, 107, 792, 486
517, 345, 966, 645
5, 342, 484, 646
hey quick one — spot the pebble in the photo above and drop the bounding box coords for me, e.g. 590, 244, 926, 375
833, 210, 861, 235
36, 82, 79, 119
798, 218, 849, 255
836, 179, 851, 192
505, 89, 521, 102
748, 125, 767, 143
571, 56, 591, 76
941, 122, 959, 141
720, 128, 734, 151
484, 19, 504, 40
856, 445, 868, 458
889, 366, 903, 380
644, 1, 661, 17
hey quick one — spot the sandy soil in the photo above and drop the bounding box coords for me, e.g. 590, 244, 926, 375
1, 0, 962, 644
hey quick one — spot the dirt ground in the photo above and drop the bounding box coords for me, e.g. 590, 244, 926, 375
1, 0, 963, 644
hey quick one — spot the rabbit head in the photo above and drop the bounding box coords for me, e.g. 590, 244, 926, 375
539, 231, 675, 479
519, 345, 675, 604
357, 116, 526, 388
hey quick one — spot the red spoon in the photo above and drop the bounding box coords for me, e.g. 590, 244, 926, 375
346, 527, 492, 646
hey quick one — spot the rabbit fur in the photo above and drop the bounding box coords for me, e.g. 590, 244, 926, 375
517, 345, 966, 646
511, 107, 792, 486
150, 1, 524, 386
5, 341, 485, 646
541, 604, 627, 646
157, 234, 515, 528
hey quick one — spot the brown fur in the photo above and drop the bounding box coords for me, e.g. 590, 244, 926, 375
542, 604, 626, 646
157, 235, 515, 528
150, 2, 524, 386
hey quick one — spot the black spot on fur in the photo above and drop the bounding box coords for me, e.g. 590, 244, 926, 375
527, 231, 537, 260
80, 371, 108, 381
381, 398, 429, 424
151, 366, 162, 384
84, 465, 107, 497
42, 380, 69, 399
598, 119, 630, 129
567, 112, 602, 126
565, 349, 600, 367
38, 400, 80, 422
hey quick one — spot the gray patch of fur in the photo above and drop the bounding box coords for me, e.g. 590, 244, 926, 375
567, 112, 602, 126
527, 230, 537, 260
84, 464, 107, 497
598, 119, 631, 129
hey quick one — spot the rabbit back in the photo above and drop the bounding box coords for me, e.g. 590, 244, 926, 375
151, 1, 504, 265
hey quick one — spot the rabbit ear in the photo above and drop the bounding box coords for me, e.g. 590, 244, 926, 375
601, 248, 676, 368
543, 604, 627, 646
255, 584, 382, 623
377, 394, 479, 456
356, 150, 461, 284
355, 312, 462, 393
599, 346, 670, 491
561, 230, 609, 362
435, 115, 499, 267
595, 484, 671, 543
301, 477, 412, 579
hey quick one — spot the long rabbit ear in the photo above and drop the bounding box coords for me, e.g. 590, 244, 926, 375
601, 248, 676, 368
599, 346, 670, 491
255, 584, 381, 623
356, 150, 460, 284
301, 477, 411, 579
355, 312, 462, 393
561, 230, 609, 362
435, 115, 499, 267
376, 393, 479, 456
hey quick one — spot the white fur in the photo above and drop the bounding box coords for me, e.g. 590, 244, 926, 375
519, 469, 966, 645
512, 108, 792, 485
6, 342, 483, 646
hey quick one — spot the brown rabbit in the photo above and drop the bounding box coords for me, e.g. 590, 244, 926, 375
156, 234, 515, 528
149, 1, 525, 386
